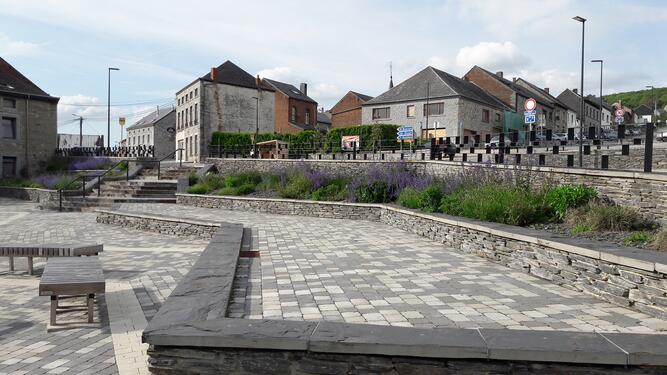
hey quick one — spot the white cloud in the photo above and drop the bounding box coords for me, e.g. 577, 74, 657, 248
0, 32, 37, 56
257, 66, 303, 83
425, 56, 449, 71
308, 83, 343, 103
456, 42, 529, 72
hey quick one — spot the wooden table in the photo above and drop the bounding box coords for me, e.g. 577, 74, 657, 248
1, 243, 103, 275
39, 257, 105, 325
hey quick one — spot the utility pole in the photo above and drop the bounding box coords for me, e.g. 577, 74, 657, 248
646, 85, 656, 122
591, 59, 603, 138
107, 67, 120, 148
573, 16, 586, 167
72, 114, 84, 147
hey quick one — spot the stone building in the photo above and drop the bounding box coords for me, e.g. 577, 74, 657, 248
362, 66, 509, 139
126, 107, 176, 159
263, 79, 317, 134
330, 91, 373, 128
0, 57, 59, 178
463, 66, 568, 134
175, 60, 275, 162
557, 89, 613, 135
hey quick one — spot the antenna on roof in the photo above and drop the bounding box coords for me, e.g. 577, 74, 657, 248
389, 62, 394, 89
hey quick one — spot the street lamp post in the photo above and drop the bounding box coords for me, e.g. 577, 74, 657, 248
646, 85, 656, 123
573, 16, 586, 167
252, 96, 259, 158
107, 67, 120, 148
591, 59, 603, 139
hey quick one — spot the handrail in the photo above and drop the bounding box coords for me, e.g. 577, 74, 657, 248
58, 159, 131, 211
143, 148, 184, 180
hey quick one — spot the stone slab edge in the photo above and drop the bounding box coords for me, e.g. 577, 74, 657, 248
175, 193, 667, 272
95, 209, 221, 228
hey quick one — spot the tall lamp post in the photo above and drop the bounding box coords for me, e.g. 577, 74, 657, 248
252, 96, 259, 158
107, 67, 120, 148
573, 16, 586, 167
591, 59, 603, 139
646, 85, 656, 123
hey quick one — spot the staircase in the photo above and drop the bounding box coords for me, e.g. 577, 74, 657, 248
48, 163, 199, 212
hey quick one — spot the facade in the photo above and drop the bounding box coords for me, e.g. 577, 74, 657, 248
557, 89, 612, 134
126, 107, 176, 159
175, 60, 275, 162
0, 57, 59, 178
330, 91, 373, 128
263, 79, 317, 134
463, 66, 566, 134
634, 104, 654, 124
316, 110, 332, 132
362, 66, 509, 139
57, 134, 104, 148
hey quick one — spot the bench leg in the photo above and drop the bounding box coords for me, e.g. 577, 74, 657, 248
87, 294, 94, 323
28, 257, 33, 275
9, 256, 14, 272
50, 296, 57, 326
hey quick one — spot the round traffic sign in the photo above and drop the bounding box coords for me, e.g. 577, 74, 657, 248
524, 98, 537, 111
615, 109, 624, 117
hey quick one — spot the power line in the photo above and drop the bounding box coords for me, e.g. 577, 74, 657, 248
59, 98, 174, 107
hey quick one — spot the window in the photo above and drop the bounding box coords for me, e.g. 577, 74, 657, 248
195, 88, 198, 97
194, 104, 198, 123
2, 156, 17, 178
141, 135, 145, 144
549, 112, 553, 121
482, 109, 490, 123
406, 105, 415, 118
147, 134, 151, 144
3, 98, 16, 109
2, 117, 17, 139
372, 107, 390, 120
189, 107, 193, 125
291, 106, 297, 122
189, 136, 194, 156
423, 102, 444, 116
305, 109, 311, 124
194, 135, 198, 155
495, 113, 501, 122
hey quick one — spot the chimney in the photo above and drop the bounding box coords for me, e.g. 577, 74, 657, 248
544, 87, 549, 94
256, 75, 262, 91
573, 88, 578, 94
496, 71, 503, 78
300, 83, 308, 96
512, 77, 517, 83
210, 67, 217, 81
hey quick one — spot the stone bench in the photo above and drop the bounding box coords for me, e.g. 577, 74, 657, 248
39, 257, 105, 327
1, 244, 103, 275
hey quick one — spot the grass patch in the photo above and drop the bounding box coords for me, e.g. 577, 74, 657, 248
0, 178, 43, 188
623, 232, 655, 247
311, 178, 348, 201
570, 223, 593, 235
397, 188, 421, 209
651, 230, 667, 251
566, 202, 653, 232
279, 173, 313, 199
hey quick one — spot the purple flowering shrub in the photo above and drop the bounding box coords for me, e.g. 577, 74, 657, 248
30, 174, 81, 189
69, 157, 113, 170
349, 163, 433, 203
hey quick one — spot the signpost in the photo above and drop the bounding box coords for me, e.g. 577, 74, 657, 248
615, 109, 624, 124
341, 135, 360, 151
119, 117, 126, 146
397, 126, 414, 151
524, 99, 537, 133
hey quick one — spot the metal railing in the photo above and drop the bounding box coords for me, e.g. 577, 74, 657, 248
57, 159, 131, 211
142, 148, 184, 180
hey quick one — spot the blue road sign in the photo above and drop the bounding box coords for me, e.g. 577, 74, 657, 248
397, 126, 414, 140
615, 116, 624, 124
524, 114, 536, 124
524, 110, 536, 116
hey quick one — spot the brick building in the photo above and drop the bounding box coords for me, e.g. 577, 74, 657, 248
330, 91, 373, 128
0, 57, 59, 178
263, 79, 317, 133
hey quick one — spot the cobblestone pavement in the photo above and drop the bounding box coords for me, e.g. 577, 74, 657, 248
117, 203, 666, 334
0, 199, 207, 375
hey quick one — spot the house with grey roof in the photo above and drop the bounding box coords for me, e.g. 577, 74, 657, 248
175, 60, 275, 162
1, 57, 59, 177
126, 106, 175, 159
263, 79, 318, 134
557, 89, 613, 135
362, 66, 509, 139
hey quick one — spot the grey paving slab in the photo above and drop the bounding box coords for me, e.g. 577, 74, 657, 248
601, 332, 667, 366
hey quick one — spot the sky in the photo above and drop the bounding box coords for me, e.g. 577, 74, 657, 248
1, 0, 665, 145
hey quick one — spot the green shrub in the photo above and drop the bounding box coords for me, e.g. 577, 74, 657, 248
570, 223, 593, 235
187, 183, 209, 194
201, 174, 225, 190
311, 179, 348, 201
354, 181, 392, 203
440, 184, 547, 226
0, 178, 42, 188
623, 232, 655, 247
324, 124, 399, 152
223, 171, 262, 188
258, 174, 281, 191
218, 186, 239, 196
188, 172, 199, 186
397, 188, 421, 209
651, 230, 667, 251
418, 185, 443, 213
545, 185, 597, 220
567, 202, 653, 232
279, 174, 313, 199
236, 183, 255, 195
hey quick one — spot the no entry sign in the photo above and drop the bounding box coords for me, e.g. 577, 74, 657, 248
524, 98, 537, 112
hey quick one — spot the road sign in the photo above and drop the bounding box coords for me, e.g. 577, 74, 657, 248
615, 109, 624, 117
524, 114, 536, 124
615, 116, 624, 124
524, 98, 537, 112
524, 110, 536, 116
118, 117, 126, 126
396, 126, 414, 140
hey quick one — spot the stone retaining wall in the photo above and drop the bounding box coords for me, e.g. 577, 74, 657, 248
206, 158, 667, 225
0, 186, 57, 203
177, 194, 667, 319
96, 210, 219, 238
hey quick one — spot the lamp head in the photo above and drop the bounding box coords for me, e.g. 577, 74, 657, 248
572, 16, 586, 22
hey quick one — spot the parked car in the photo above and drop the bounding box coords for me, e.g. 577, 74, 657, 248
657, 130, 667, 142
485, 135, 500, 148
553, 133, 568, 142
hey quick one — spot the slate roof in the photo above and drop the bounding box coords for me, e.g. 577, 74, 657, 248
178, 60, 274, 94
263, 79, 316, 103
317, 111, 331, 124
470, 66, 541, 107
514, 78, 568, 109
0, 57, 58, 101
364, 66, 510, 111
585, 95, 613, 111
556, 89, 581, 112
126, 107, 175, 130
634, 104, 653, 116
350, 91, 373, 102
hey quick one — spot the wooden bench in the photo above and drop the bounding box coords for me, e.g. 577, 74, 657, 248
39, 257, 105, 326
1, 244, 103, 275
